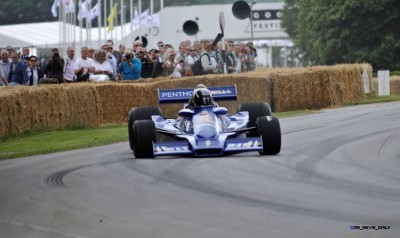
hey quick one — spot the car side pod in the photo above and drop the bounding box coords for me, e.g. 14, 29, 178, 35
256, 116, 281, 155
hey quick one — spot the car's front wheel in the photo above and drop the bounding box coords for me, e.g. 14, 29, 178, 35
131, 120, 156, 158
128, 106, 162, 151
256, 116, 281, 155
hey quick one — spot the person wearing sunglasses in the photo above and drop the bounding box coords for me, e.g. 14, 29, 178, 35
28, 55, 44, 85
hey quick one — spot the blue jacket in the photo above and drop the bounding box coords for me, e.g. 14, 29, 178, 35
120, 58, 141, 80
7, 62, 29, 85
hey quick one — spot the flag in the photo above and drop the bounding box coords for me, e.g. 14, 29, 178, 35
132, 8, 150, 28
144, 14, 159, 28
62, 0, 75, 14
90, 3, 100, 20
51, 0, 60, 17
108, 5, 117, 31
77, 0, 89, 20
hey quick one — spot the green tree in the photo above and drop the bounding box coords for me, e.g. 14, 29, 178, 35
281, 0, 400, 71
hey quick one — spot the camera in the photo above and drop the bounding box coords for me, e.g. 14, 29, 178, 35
126, 55, 131, 60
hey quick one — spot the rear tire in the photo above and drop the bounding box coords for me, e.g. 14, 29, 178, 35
132, 120, 156, 158
256, 116, 281, 155
128, 106, 162, 151
238, 103, 272, 136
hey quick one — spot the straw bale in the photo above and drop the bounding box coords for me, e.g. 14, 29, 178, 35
0, 84, 102, 140
390, 77, 400, 95
93, 82, 159, 123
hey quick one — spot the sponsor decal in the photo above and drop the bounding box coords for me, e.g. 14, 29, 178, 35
156, 146, 188, 152
227, 140, 261, 148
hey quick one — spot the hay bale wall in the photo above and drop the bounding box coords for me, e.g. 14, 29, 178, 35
0, 64, 371, 139
390, 77, 400, 95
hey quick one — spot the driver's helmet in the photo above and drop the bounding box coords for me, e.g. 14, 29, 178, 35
193, 88, 213, 107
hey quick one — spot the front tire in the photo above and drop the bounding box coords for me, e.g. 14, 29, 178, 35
132, 120, 156, 158
238, 103, 272, 136
256, 116, 281, 155
128, 106, 162, 151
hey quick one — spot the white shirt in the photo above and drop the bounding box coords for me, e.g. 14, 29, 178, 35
93, 61, 113, 73
74, 57, 94, 74
64, 57, 76, 82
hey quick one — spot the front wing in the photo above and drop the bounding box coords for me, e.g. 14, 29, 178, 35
153, 137, 263, 157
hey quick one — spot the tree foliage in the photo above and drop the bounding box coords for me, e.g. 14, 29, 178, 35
281, 0, 400, 70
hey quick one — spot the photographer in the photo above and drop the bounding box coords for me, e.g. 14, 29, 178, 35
136, 47, 153, 79
119, 49, 141, 80
149, 49, 163, 78
44, 52, 64, 83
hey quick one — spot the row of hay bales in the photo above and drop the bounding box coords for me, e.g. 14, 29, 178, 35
0, 63, 375, 140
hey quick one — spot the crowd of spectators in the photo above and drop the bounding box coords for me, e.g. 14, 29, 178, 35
0, 39, 257, 86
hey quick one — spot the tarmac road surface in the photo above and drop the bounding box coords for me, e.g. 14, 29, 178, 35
1, 102, 400, 238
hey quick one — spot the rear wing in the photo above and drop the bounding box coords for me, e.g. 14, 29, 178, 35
158, 85, 237, 104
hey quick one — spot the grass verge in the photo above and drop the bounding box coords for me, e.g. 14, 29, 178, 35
0, 124, 127, 160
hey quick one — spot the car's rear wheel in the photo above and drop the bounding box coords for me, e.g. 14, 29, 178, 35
132, 120, 156, 158
256, 116, 281, 155
128, 106, 162, 151
238, 103, 272, 136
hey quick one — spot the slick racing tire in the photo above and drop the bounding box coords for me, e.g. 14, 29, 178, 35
128, 106, 163, 151
132, 120, 157, 158
238, 103, 272, 136
256, 116, 281, 155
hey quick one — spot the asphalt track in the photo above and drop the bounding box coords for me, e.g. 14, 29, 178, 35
1, 102, 400, 238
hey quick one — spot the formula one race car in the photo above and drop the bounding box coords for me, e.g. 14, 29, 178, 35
128, 85, 281, 158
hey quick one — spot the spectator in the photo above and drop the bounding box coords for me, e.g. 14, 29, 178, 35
234, 43, 244, 73
169, 55, 184, 78
149, 49, 163, 78
0, 66, 8, 86
7, 52, 29, 86
201, 40, 218, 74
6, 46, 14, 60
137, 48, 153, 79
44, 52, 64, 83
0, 49, 11, 85
89, 49, 113, 82
192, 41, 201, 60
175, 42, 187, 61
63, 47, 76, 83
184, 47, 196, 77
157, 41, 166, 60
88, 47, 95, 59
102, 43, 118, 80
20, 47, 30, 61
74, 46, 95, 82
28, 55, 44, 85
226, 41, 236, 74
162, 48, 176, 77
132, 40, 143, 55
117, 43, 126, 66
107, 40, 121, 64
119, 49, 141, 80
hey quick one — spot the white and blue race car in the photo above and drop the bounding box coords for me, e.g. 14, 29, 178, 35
128, 85, 281, 158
